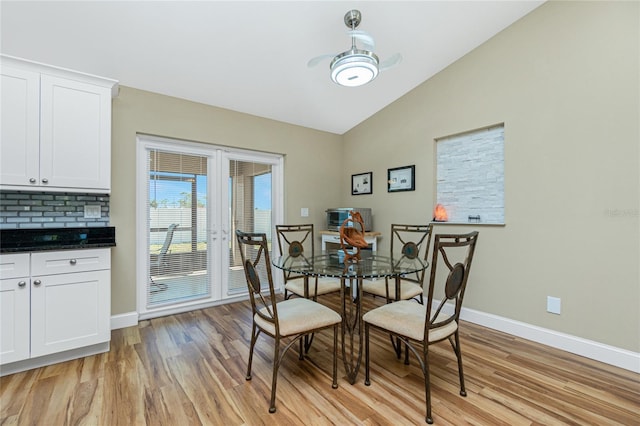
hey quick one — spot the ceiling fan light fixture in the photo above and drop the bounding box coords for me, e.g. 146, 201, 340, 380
330, 49, 379, 87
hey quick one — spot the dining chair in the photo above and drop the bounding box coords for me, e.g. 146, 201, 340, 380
363, 231, 479, 424
235, 230, 342, 414
362, 223, 433, 304
275, 224, 341, 300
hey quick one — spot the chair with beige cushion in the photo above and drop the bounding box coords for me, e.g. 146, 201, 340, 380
363, 231, 479, 424
276, 224, 341, 300
362, 224, 433, 303
236, 230, 342, 414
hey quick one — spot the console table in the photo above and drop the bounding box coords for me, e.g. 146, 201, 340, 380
319, 230, 381, 251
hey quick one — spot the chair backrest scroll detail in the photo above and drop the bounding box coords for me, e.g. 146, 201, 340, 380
236, 230, 279, 333
427, 232, 478, 331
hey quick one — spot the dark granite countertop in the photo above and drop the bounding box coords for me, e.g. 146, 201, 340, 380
0, 227, 116, 253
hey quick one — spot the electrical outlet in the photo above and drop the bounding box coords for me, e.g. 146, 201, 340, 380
547, 296, 561, 315
84, 205, 101, 219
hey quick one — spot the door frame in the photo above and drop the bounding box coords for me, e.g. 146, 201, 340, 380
135, 134, 283, 320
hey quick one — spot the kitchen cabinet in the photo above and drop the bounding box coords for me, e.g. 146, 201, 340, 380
0, 248, 111, 370
0, 254, 31, 364
0, 55, 118, 193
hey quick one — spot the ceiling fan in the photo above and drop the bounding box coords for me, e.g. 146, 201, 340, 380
308, 9, 402, 87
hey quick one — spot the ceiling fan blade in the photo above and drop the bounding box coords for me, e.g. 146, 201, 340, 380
347, 30, 375, 51
307, 54, 336, 68
379, 53, 403, 71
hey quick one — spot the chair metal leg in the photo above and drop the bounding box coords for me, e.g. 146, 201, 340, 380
299, 336, 304, 360
332, 323, 338, 389
246, 323, 258, 381
269, 337, 280, 413
364, 323, 371, 386
390, 334, 402, 359
451, 331, 467, 396
424, 347, 433, 424
303, 333, 315, 353
390, 334, 411, 365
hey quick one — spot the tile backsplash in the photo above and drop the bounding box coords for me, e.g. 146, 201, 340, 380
0, 191, 110, 229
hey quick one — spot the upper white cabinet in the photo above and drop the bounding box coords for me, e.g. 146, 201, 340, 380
0, 55, 118, 193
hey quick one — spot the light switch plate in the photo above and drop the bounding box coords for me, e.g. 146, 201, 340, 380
301, 207, 309, 217
84, 205, 101, 219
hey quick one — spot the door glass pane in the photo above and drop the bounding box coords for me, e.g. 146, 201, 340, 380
147, 149, 209, 306
227, 159, 272, 294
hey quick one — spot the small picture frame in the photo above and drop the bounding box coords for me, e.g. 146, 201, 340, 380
387, 165, 415, 192
352, 172, 372, 195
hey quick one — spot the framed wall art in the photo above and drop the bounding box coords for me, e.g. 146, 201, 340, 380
352, 172, 372, 195
387, 165, 415, 192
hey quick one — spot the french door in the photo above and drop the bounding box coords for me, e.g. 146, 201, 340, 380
136, 135, 283, 319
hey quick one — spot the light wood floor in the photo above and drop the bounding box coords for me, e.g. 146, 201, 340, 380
1, 293, 638, 425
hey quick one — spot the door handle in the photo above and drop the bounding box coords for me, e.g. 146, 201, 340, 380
33, 279, 42, 286
18, 281, 27, 287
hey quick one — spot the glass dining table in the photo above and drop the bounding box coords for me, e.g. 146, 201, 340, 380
273, 249, 428, 384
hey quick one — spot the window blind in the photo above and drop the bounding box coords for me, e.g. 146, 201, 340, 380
147, 149, 210, 306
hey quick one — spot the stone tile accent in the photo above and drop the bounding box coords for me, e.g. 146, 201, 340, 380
436, 125, 505, 224
0, 191, 110, 229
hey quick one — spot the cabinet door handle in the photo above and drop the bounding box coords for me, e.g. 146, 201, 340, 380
18, 281, 27, 287
41, 178, 49, 184
33, 279, 42, 286
69, 259, 77, 265
29, 178, 37, 183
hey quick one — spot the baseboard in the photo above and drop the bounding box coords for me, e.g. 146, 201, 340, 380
109, 301, 639, 373
110, 311, 139, 330
110, 295, 250, 328
452, 303, 640, 374
0, 342, 110, 377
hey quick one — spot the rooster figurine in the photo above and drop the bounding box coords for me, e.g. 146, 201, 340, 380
339, 210, 369, 262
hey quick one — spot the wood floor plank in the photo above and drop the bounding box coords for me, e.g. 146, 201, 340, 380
1, 293, 638, 425
0, 368, 37, 420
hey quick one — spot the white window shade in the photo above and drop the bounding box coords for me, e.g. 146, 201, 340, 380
228, 159, 273, 294
147, 149, 209, 306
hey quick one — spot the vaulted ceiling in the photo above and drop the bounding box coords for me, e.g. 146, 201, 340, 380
1, 1, 544, 134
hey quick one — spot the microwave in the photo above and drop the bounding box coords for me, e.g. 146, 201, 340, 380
326, 208, 373, 232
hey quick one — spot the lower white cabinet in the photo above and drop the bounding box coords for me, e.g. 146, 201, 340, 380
0, 254, 31, 364
0, 249, 111, 368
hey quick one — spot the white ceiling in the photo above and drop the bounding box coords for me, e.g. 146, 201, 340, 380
1, 1, 544, 135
